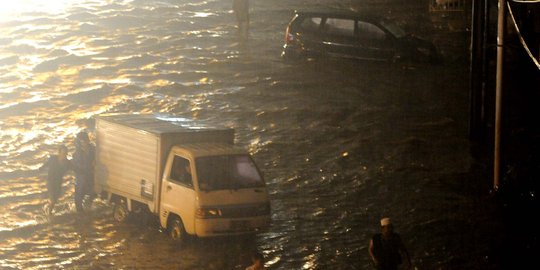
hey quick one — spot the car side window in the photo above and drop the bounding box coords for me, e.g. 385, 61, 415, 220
170, 156, 193, 188
300, 17, 322, 33
357, 21, 386, 41
323, 18, 355, 37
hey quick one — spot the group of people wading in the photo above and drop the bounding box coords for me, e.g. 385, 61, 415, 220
39, 131, 96, 215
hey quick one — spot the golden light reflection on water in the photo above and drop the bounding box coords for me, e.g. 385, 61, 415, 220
193, 12, 214, 18
302, 253, 317, 270
42, 125, 82, 146
265, 254, 280, 268
61, 38, 102, 57
11, 220, 38, 231
89, 78, 131, 85
57, 66, 80, 76
249, 137, 272, 155
146, 79, 172, 88
0, 102, 17, 110
0, 1, 86, 21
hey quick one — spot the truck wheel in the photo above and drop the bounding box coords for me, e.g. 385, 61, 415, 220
168, 216, 186, 241
112, 201, 128, 222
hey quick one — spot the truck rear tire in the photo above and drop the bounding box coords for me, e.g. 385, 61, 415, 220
168, 216, 186, 241
112, 201, 128, 222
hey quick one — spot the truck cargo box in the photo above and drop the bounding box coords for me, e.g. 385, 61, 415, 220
94, 114, 234, 213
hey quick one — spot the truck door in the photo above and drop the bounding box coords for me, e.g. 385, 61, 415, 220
161, 154, 197, 234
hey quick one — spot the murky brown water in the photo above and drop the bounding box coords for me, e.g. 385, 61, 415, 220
0, 1, 499, 269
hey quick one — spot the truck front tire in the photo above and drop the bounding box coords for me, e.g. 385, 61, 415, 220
168, 216, 186, 241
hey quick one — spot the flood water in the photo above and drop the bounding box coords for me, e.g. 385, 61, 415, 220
0, 1, 499, 269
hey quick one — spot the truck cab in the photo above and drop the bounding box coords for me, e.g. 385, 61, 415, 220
161, 144, 270, 239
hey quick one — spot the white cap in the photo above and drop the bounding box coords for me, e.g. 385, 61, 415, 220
380, 217, 391, 226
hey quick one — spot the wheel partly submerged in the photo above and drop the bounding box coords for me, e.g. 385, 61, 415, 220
112, 201, 128, 222
168, 216, 186, 241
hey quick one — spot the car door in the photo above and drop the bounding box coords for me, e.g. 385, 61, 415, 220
321, 17, 359, 59
355, 20, 396, 61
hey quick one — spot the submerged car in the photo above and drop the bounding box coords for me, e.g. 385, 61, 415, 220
281, 10, 442, 64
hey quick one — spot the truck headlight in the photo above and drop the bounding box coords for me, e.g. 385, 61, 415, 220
196, 207, 222, 218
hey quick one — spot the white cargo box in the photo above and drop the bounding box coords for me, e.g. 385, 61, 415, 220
94, 114, 234, 212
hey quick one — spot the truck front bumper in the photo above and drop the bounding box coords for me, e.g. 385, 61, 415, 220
194, 215, 270, 237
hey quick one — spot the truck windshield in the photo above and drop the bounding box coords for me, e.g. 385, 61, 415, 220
196, 155, 265, 191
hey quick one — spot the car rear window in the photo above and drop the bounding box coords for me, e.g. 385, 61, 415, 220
323, 18, 355, 37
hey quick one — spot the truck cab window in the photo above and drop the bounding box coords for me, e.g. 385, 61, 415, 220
170, 156, 193, 188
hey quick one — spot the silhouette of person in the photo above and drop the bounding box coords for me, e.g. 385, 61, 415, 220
233, 0, 249, 40
369, 217, 412, 270
72, 131, 96, 213
182, 162, 192, 183
40, 144, 72, 214
171, 158, 192, 186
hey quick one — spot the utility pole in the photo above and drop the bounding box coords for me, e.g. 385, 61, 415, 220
494, 0, 506, 190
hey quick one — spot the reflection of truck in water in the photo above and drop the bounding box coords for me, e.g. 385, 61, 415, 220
93, 114, 271, 241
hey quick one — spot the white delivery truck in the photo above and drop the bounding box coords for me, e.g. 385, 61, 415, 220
93, 113, 271, 240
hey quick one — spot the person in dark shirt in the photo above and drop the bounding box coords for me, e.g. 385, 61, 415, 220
72, 131, 96, 213
369, 217, 412, 270
40, 145, 72, 215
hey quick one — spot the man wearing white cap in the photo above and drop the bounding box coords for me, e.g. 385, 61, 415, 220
369, 217, 412, 270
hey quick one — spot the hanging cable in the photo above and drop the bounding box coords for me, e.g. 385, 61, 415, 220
507, 1, 540, 70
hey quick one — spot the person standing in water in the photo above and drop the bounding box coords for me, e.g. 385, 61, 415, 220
369, 217, 412, 270
233, 0, 249, 40
72, 131, 96, 213
40, 145, 72, 215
